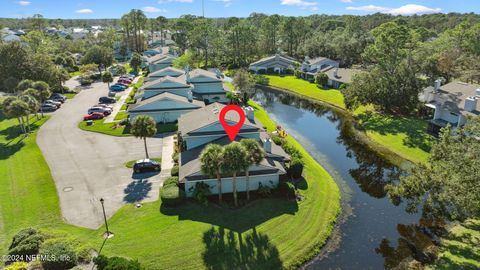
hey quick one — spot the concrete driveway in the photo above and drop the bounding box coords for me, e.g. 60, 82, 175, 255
38, 78, 164, 229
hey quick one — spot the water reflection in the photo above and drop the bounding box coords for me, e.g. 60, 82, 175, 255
253, 87, 427, 269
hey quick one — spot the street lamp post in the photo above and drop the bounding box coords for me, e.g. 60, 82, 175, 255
99, 198, 111, 237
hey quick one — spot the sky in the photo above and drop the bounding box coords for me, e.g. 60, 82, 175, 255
2, 0, 479, 19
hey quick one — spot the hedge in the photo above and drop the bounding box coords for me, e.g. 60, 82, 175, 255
160, 185, 185, 206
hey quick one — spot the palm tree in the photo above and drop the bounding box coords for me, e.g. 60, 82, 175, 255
131, 115, 157, 158
4, 99, 29, 134
23, 88, 40, 119
221, 142, 248, 207
19, 94, 39, 133
200, 144, 224, 203
240, 139, 265, 201
32, 81, 51, 117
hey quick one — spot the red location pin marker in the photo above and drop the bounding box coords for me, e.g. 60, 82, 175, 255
219, 105, 246, 141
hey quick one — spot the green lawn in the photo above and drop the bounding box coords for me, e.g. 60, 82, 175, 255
431, 219, 480, 270
64, 92, 78, 99
69, 71, 82, 77
78, 119, 131, 137
354, 110, 434, 164
265, 75, 345, 109
1, 104, 340, 269
114, 111, 129, 121
263, 75, 433, 164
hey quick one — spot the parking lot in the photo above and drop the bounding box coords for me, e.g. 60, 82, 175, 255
37, 77, 164, 229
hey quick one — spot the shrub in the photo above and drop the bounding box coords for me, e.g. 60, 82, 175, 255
282, 143, 302, 159
257, 182, 273, 197
8, 228, 44, 261
190, 182, 211, 206
94, 255, 144, 270
4, 262, 28, 270
76, 246, 94, 263
252, 74, 269, 85
163, 176, 179, 187
314, 72, 329, 87
288, 157, 304, 179
39, 241, 77, 270
271, 135, 285, 146
170, 165, 179, 176
171, 152, 179, 164
160, 185, 185, 206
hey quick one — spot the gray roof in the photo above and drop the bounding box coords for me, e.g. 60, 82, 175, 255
324, 68, 359, 84
148, 67, 184, 78
146, 53, 175, 64
249, 54, 299, 68
304, 57, 329, 65
178, 103, 263, 136
128, 92, 204, 112
422, 81, 480, 116
141, 75, 191, 90
179, 136, 287, 182
189, 68, 222, 82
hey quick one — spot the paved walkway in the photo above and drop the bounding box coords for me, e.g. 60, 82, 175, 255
104, 76, 141, 123
38, 78, 164, 229
159, 133, 176, 182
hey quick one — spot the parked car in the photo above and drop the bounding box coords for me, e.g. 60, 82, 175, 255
113, 83, 128, 89
92, 105, 112, 113
99, 96, 116, 104
118, 79, 132, 84
96, 104, 114, 110
108, 91, 116, 97
110, 84, 125, 92
49, 93, 67, 103
83, 112, 104, 121
133, 159, 161, 173
44, 100, 62, 108
40, 104, 57, 112
88, 107, 111, 115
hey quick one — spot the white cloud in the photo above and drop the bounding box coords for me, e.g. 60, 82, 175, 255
214, 0, 232, 7
142, 6, 167, 13
75, 8, 93, 14
158, 0, 193, 3
340, 0, 352, 3
17, 1, 31, 6
347, 4, 441, 15
281, 0, 318, 11
281, 0, 317, 7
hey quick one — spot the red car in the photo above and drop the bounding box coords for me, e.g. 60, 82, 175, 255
118, 79, 132, 84
83, 112, 105, 121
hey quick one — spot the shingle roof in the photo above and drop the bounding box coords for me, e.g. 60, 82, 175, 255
148, 67, 185, 78
324, 68, 360, 84
422, 81, 480, 116
189, 68, 221, 81
249, 54, 299, 67
147, 53, 175, 64
177, 103, 263, 135
141, 75, 191, 90
179, 136, 286, 182
128, 92, 204, 112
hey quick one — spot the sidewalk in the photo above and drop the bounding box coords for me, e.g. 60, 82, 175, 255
159, 133, 176, 183
104, 76, 140, 123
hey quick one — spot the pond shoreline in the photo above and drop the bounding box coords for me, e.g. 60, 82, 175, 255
256, 84, 414, 170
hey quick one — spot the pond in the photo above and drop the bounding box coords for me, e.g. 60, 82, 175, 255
252, 88, 435, 269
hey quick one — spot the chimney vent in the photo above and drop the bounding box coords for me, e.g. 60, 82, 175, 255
244, 106, 254, 121
262, 138, 272, 153
465, 96, 478, 112
434, 79, 441, 91
187, 90, 193, 102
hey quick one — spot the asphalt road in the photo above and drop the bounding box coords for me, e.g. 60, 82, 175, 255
37, 78, 163, 229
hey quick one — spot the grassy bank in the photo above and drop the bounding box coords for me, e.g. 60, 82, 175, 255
431, 219, 480, 270
263, 75, 434, 164
1, 103, 340, 269
265, 75, 345, 109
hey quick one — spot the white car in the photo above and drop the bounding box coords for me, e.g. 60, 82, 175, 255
88, 107, 111, 115
93, 104, 113, 111
45, 99, 62, 108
